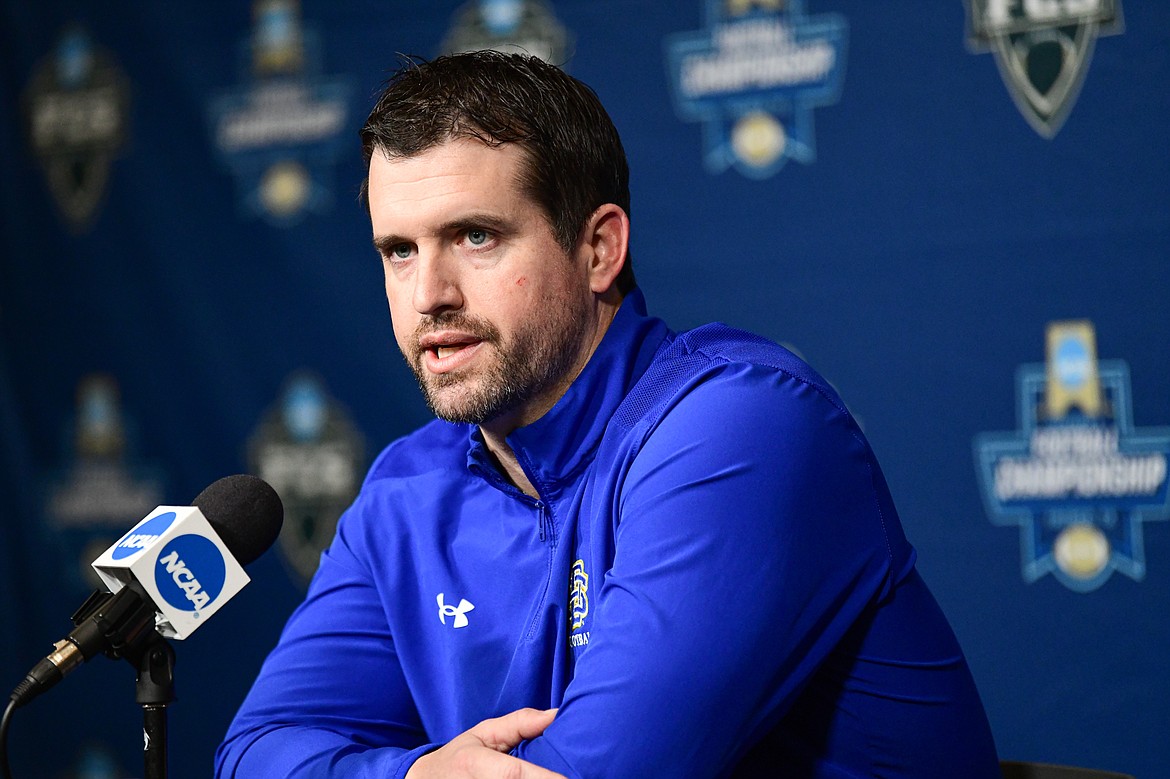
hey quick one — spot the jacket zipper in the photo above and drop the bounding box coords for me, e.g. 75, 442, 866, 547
472, 459, 556, 639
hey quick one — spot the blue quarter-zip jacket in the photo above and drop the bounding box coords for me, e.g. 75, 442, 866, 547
216, 290, 999, 778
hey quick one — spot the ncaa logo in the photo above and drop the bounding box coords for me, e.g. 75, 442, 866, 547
1054, 335, 1091, 387
112, 511, 177, 560
154, 534, 227, 613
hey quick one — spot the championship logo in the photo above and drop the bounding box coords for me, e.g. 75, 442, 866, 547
248, 372, 363, 585
665, 0, 847, 179
974, 322, 1170, 592
965, 0, 1123, 138
441, 0, 571, 64
45, 374, 166, 591
22, 26, 130, 232
207, 0, 353, 224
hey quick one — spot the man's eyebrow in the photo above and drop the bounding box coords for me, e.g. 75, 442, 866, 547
372, 213, 515, 254
372, 234, 409, 255
438, 212, 514, 235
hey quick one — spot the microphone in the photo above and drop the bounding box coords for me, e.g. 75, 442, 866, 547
9, 474, 283, 708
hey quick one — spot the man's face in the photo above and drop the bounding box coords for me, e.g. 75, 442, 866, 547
368, 138, 596, 429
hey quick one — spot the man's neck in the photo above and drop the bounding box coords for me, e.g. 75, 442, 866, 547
480, 430, 539, 498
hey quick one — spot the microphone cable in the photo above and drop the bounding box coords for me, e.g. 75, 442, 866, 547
1, 696, 16, 779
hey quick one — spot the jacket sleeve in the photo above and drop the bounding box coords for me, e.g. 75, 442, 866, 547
214, 502, 437, 778
515, 362, 901, 777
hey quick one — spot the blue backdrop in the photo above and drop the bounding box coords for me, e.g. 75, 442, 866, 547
2, 2, 1167, 777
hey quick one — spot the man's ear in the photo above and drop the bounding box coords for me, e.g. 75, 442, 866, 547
579, 204, 630, 295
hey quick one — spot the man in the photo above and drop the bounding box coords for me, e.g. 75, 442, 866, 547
216, 51, 1000, 778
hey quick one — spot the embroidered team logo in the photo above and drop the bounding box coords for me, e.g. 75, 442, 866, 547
665, 0, 848, 178
569, 559, 589, 630
437, 593, 476, 628
974, 321, 1170, 592
568, 559, 591, 648
965, 0, 1123, 137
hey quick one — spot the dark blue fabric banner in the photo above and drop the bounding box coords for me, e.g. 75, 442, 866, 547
2, 1, 1167, 776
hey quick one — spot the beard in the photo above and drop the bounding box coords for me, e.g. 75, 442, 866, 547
403, 298, 590, 426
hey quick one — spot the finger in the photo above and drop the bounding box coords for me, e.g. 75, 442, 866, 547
472, 747, 567, 779
471, 707, 559, 752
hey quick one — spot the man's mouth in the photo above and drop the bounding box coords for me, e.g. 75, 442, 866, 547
417, 332, 488, 374
412, 314, 500, 377
421, 336, 479, 358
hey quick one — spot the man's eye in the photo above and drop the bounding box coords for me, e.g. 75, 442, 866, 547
393, 244, 412, 259
466, 229, 489, 246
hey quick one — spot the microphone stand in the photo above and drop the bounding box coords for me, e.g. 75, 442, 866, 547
66, 588, 177, 779
130, 633, 176, 779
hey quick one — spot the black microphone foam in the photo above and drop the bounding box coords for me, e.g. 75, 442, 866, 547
192, 474, 284, 566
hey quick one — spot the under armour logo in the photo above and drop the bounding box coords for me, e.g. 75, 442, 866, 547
436, 593, 475, 628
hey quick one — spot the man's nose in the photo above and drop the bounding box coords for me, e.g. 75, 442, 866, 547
412, 252, 463, 315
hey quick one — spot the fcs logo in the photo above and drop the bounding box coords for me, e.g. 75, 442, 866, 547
437, 593, 475, 628
965, 0, 1123, 137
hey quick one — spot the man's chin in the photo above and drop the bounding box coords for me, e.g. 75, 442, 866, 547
423, 382, 499, 425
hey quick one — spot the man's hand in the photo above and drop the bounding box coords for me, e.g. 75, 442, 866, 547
406, 707, 565, 779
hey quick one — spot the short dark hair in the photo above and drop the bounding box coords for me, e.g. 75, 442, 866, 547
359, 51, 635, 295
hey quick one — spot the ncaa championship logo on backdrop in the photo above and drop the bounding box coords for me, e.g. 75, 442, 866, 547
442, 0, 571, 65
974, 321, 1170, 592
45, 374, 166, 592
665, 0, 847, 179
965, 0, 1123, 137
208, 0, 352, 224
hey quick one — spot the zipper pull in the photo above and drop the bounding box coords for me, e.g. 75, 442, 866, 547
537, 501, 546, 542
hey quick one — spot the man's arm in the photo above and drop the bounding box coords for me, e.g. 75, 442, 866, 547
215, 510, 434, 778
216, 503, 568, 779
515, 364, 901, 776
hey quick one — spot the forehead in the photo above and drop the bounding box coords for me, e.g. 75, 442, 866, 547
367, 138, 531, 228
